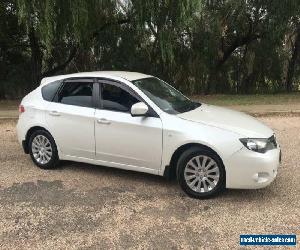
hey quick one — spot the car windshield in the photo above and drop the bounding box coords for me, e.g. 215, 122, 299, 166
132, 77, 201, 114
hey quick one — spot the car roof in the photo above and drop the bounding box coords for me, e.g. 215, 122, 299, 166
40, 71, 152, 86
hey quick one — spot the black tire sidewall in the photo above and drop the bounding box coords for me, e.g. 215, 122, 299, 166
28, 130, 59, 169
177, 147, 226, 199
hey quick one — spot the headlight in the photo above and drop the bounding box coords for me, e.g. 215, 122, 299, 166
239, 135, 277, 153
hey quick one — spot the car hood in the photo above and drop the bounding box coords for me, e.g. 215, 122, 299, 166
177, 104, 273, 138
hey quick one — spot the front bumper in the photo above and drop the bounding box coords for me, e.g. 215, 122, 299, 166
224, 146, 281, 189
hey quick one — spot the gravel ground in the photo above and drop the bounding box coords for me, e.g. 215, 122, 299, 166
0, 117, 299, 249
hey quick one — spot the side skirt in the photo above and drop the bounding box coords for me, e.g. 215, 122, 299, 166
61, 154, 160, 176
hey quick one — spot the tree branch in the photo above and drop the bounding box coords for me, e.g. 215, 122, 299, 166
217, 33, 261, 68
92, 18, 131, 38
147, 21, 157, 37
41, 17, 131, 78
217, 15, 261, 68
41, 47, 78, 78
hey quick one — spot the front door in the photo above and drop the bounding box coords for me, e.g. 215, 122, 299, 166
94, 80, 163, 173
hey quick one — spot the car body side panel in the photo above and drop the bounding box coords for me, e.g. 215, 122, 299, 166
159, 113, 244, 176
17, 87, 48, 142
94, 106, 163, 172
45, 102, 96, 159
16, 87, 66, 157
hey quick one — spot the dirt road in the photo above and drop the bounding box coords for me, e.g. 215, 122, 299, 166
0, 117, 299, 249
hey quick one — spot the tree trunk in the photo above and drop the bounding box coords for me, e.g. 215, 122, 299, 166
206, 69, 216, 94
0, 85, 5, 99
41, 47, 78, 78
285, 24, 300, 92
29, 28, 43, 85
206, 33, 260, 94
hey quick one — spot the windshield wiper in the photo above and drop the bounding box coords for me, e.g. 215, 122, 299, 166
179, 102, 201, 113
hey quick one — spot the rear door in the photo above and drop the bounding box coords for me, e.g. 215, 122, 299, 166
45, 78, 96, 159
94, 79, 163, 173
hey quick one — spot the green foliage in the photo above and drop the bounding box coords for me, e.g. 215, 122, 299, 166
1, 0, 300, 98
0, 0, 31, 98
16, 0, 117, 48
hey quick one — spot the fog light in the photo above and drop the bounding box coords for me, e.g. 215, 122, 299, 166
253, 172, 270, 183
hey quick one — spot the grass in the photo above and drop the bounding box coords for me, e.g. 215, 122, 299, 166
192, 93, 300, 106
0, 100, 20, 110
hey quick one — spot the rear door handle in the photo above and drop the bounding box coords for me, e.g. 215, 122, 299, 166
97, 118, 111, 125
49, 110, 61, 116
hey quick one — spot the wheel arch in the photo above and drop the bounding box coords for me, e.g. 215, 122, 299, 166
163, 143, 226, 181
24, 126, 55, 154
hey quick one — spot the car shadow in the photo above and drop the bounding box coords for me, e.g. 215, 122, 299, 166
59, 160, 172, 185
58, 160, 278, 201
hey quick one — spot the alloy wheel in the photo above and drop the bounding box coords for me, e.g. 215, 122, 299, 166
184, 155, 220, 193
31, 135, 53, 165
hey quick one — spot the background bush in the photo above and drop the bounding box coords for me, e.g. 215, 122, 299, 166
1, 0, 300, 99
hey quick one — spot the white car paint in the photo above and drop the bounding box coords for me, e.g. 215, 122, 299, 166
17, 71, 280, 190
40, 71, 152, 86
94, 108, 163, 173
46, 102, 95, 159
178, 104, 273, 138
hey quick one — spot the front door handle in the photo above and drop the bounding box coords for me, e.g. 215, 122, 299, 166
97, 118, 111, 125
49, 110, 61, 116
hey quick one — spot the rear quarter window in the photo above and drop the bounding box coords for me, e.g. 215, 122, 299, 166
41, 80, 62, 101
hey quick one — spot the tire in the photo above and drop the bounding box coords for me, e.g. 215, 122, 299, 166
177, 146, 225, 199
28, 129, 59, 169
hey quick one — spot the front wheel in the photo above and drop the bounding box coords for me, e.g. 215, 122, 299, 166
177, 147, 225, 199
28, 130, 59, 169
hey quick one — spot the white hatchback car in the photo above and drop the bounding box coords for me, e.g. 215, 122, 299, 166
17, 71, 281, 198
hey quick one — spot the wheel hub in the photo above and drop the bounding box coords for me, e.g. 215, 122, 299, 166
31, 135, 52, 165
184, 155, 220, 193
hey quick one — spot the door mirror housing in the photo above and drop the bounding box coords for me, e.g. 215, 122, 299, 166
131, 102, 149, 117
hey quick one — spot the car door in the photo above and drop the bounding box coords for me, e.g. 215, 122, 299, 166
45, 78, 96, 159
94, 79, 163, 173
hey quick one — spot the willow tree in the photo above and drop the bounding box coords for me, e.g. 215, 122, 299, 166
0, 0, 30, 98
15, 0, 199, 85
186, 0, 300, 93
130, 0, 200, 84
15, 0, 124, 84
282, 1, 300, 91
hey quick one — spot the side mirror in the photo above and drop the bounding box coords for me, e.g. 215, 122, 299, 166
131, 102, 149, 117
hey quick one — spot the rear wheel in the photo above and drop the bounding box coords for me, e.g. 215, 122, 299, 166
28, 130, 59, 169
177, 147, 225, 198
